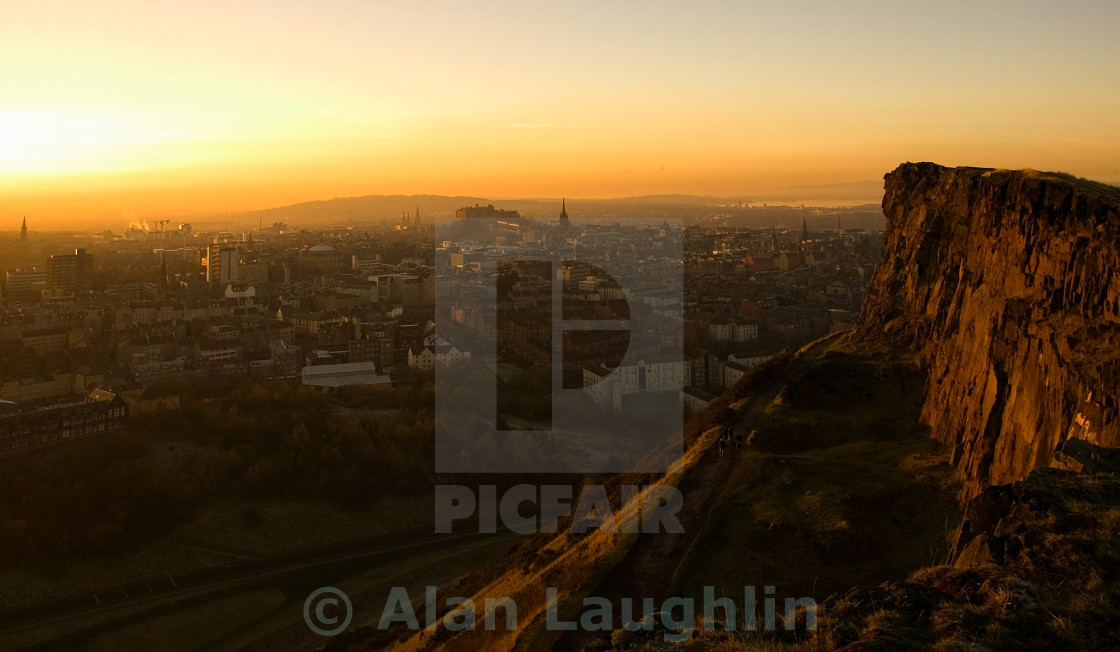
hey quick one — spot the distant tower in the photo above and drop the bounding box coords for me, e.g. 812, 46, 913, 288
415, 205, 420, 225
20, 216, 27, 241
800, 206, 809, 243
559, 198, 570, 230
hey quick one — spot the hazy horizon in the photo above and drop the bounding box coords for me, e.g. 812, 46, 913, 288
2, 189, 889, 233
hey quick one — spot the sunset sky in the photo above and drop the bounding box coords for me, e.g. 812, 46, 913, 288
3, 1, 1120, 226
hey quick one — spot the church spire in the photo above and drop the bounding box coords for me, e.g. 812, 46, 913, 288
20, 216, 27, 241
560, 198, 568, 219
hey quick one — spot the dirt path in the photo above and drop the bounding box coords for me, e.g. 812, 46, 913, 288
554, 334, 842, 651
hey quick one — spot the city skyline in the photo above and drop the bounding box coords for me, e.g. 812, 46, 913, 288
3, 1, 1120, 226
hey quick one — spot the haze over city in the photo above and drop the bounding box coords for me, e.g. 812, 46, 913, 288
3, 0, 1120, 226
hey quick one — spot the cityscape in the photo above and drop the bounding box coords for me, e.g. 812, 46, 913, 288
3, 2, 1120, 651
0, 201, 879, 455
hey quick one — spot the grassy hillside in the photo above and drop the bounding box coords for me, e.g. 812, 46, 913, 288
666, 352, 961, 604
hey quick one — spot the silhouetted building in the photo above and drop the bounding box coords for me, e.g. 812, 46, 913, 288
454, 204, 520, 220
47, 248, 93, 295
299, 245, 344, 273
20, 216, 27, 241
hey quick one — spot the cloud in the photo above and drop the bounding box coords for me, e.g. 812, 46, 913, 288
504, 122, 556, 129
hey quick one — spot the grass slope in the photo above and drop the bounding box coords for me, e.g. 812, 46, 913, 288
666, 352, 960, 606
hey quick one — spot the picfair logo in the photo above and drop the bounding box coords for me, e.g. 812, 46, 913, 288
433, 216, 684, 474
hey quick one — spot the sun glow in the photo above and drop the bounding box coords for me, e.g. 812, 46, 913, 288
0, 111, 196, 175
2, 1, 1119, 226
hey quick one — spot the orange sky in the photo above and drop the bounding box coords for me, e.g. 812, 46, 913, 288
3, 1, 1119, 227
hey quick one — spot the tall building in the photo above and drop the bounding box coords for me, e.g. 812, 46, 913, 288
47, 248, 93, 295
20, 216, 27, 241
205, 244, 239, 286
559, 198, 570, 230
205, 244, 219, 285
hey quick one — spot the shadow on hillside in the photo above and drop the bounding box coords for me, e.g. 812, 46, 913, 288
668, 352, 960, 605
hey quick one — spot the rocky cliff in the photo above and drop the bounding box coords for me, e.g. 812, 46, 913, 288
811, 468, 1120, 651
848, 162, 1120, 500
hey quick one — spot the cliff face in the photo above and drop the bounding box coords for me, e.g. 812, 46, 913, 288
849, 162, 1120, 500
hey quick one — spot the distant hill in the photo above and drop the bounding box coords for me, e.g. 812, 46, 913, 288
238, 194, 491, 227
232, 182, 886, 228
236, 194, 743, 227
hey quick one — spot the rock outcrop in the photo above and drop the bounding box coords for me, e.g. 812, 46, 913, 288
848, 162, 1120, 500
810, 468, 1120, 652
